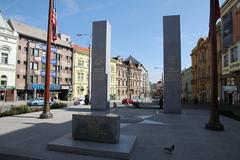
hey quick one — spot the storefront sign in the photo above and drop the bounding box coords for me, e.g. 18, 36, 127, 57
30, 84, 60, 91
223, 86, 237, 92
61, 85, 70, 90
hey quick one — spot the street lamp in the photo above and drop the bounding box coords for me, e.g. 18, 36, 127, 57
76, 33, 92, 102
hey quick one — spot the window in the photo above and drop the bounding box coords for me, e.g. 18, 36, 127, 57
42, 64, 46, 70
52, 52, 57, 60
30, 62, 38, 70
23, 75, 26, 79
230, 47, 238, 63
1, 53, 8, 64
24, 61, 27, 65
42, 51, 46, 56
34, 49, 39, 56
18, 46, 21, 50
81, 73, 84, 81
17, 75, 20, 78
78, 60, 84, 67
51, 77, 56, 84
24, 47, 28, 53
77, 73, 80, 81
58, 54, 61, 61
31, 76, 38, 83
0, 75, 7, 86
41, 77, 45, 83
224, 55, 228, 67
17, 60, 20, 64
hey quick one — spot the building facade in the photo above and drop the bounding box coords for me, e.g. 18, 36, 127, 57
72, 44, 89, 100
114, 55, 149, 100
181, 67, 192, 102
8, 19, 73, 101
221, 0, 240, 105
0, 14, 18, 101
191, 26, 222, 104
110, 59, 117, 100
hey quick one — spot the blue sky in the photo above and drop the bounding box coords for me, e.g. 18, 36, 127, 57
1, 0, 225, 83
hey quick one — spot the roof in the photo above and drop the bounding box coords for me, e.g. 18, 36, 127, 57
0, 14, 12, 31
125, 55, 140, 64
8, 19, 71, 48
72, 44, 89, 53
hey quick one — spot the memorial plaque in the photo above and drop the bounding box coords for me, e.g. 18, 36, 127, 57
72, 113, 120, 143
163, 15, 181, 114
91, 21, 111, 110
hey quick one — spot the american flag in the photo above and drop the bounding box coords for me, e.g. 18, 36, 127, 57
52, 0, 57, 42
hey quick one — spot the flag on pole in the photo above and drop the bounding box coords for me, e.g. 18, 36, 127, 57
52, 0, 57, 42
209, 0, 221, 37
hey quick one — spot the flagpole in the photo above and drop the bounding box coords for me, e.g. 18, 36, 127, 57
205, 0, 223, 131
40, 0, 53, 119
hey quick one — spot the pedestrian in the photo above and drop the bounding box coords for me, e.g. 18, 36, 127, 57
113, 102, 117, 108
159, 97, 163, 109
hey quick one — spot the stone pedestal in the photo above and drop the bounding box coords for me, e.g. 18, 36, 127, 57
163, 15, 181, 114
72, 112, 120, 143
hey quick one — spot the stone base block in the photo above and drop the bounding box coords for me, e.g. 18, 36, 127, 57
47, 133, 137, 160
72, 112, 120, 143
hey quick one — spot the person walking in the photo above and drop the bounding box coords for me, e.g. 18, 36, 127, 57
159, 97, 163, 109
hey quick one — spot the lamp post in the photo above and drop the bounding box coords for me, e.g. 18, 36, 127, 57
76, 34, 92, 102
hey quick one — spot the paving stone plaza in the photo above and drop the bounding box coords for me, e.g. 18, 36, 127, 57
0, 104, 239, 160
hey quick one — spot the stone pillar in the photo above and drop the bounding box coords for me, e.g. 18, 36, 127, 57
91, 21, 111, 111
163, 15, 181, 114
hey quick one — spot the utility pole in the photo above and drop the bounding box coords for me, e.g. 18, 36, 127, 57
205, 0, 224, 131
40, 0, 53, 119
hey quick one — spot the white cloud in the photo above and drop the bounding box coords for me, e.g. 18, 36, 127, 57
60, 0, 80, 17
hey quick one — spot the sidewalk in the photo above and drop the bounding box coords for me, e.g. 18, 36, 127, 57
0, 105, 239, 160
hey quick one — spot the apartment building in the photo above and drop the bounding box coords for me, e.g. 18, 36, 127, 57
8, 19, 73, 100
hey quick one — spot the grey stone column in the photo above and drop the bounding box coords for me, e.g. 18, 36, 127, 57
163, 15, 181, 114
91, 21, 111, 111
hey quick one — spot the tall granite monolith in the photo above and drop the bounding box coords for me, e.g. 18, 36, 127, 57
163, 15, 181, 114
91, 21, 111, 111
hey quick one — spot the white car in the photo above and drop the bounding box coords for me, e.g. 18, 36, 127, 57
74, 97, 85, 105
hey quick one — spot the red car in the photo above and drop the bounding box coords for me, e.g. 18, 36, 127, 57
122, 98, 134, 104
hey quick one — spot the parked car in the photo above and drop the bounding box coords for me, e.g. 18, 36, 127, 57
122, 98, 134, 104
73, 97, 85, 105
27, 97, 55, 106
27, 97, 44, 106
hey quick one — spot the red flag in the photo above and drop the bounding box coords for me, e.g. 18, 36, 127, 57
208, 0, 221, 37
52, 0, 57, 42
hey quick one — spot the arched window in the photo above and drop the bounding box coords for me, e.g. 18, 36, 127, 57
118, 89, 120, 96
0, 47, 10, 64
1, 75, 7, 86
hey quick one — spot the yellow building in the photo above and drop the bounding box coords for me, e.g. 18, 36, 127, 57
110, 59, 117, 100
72, 44, 89, 100
191, 25, 222, 103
